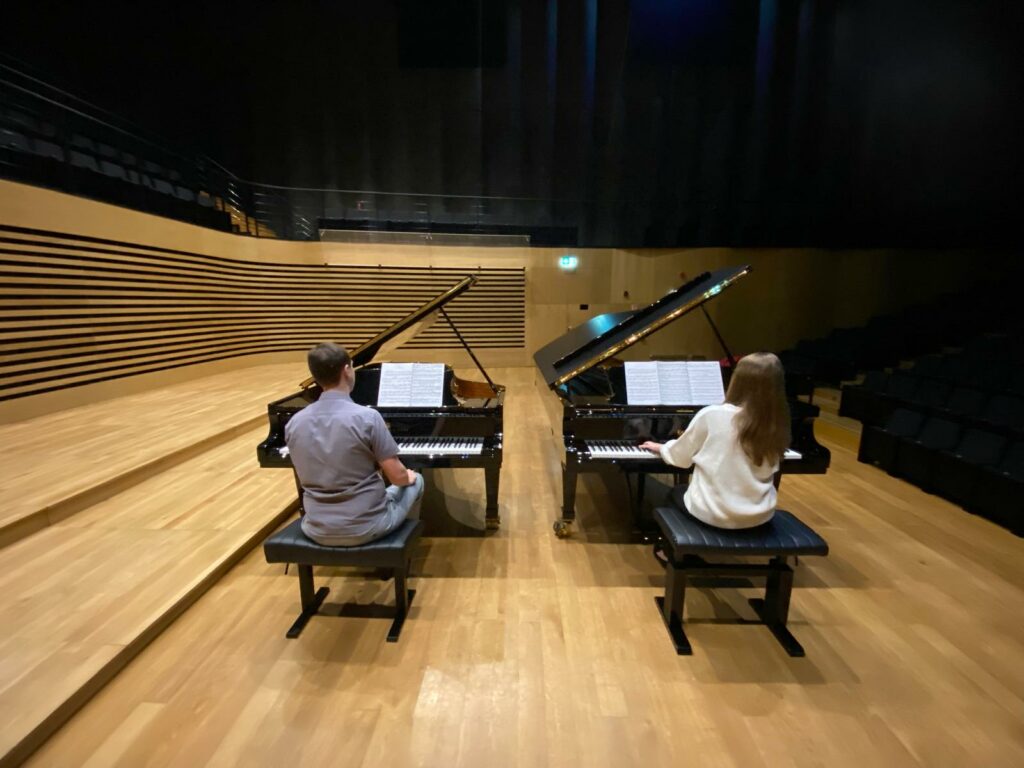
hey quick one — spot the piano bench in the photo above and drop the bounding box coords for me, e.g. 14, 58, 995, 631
653, 506, 829, 657
263, 518, 424, 641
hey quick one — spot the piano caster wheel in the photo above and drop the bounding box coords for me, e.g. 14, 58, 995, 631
553, 520, 573, 539
485, 517, 501, 531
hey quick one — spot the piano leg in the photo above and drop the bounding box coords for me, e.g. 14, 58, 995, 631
555, 464, 578, 538
635, 472, 647, 527
484, 464, 501, 530
625, 471, 659, 542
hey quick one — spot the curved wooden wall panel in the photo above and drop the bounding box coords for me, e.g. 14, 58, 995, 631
0, 225, 526, 401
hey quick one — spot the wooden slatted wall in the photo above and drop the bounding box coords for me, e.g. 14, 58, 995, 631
0, 225, 526, 401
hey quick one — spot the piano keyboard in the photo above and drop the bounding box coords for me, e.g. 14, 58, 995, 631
583, 440, 802, 461
397, 437, 484, 456
585, 442, 653, 460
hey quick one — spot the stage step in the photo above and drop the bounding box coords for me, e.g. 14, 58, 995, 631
0, 426, 298, 767
0, 363, 301, 549
812, 386, 862, 441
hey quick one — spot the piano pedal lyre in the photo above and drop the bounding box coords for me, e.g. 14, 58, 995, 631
553, 519, 573, 538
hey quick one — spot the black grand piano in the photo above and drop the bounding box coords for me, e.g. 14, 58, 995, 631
533, 266, 830, 538
257, 276, 506, 529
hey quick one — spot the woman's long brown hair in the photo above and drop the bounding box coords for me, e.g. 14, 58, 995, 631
724, 352, 791, 466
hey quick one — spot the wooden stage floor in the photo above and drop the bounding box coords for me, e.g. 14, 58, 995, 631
22, 368, 1024, 767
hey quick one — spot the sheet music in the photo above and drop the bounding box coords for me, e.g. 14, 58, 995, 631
409, 363, 445, 407
682, 361, 726, 405
655, 361, 692, 404
378, 363, 415, 407
378, 363, 445, 407
625, 361, 725, 405
624, 362, 662, 405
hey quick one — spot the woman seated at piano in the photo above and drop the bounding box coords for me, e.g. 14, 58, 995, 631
640, 352, 790, 530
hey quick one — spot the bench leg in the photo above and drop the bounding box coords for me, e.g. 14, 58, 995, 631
655, 564, 692, 655
286, 564, 329, 639
387, 563, 416, 643
749, 557, 804, 657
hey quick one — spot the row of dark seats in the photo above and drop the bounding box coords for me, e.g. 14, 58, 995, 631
858, 408, 1023, 536
1, 106, 233, 232
778, 294, 1018, 386
840, 369, 1024, 436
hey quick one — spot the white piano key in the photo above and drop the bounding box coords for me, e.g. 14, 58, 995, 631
396, 437, 484, 455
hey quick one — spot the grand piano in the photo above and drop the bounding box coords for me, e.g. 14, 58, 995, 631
257, 276, 506, 529
533, 266, 830, 538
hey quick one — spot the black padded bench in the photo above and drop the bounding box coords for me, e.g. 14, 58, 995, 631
264, 518, 424, 641
654, 501, 828, 657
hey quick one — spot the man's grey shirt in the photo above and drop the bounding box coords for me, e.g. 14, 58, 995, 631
285, 389, 400, 539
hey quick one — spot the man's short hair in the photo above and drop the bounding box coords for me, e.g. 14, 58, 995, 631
307, 342, 351, 388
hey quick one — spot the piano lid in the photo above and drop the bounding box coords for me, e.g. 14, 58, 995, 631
299, 274, 477, 388
533, 265, 751, 389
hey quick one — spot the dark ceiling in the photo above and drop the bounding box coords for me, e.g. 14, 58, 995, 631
2, 0, 1021, 247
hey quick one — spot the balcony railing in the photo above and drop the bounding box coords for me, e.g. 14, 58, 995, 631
0, 61, 582, 244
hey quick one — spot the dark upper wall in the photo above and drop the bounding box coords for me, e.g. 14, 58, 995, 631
2, 0, 1021, 248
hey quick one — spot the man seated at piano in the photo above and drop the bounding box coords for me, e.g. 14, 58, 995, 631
285, 342, 424, 546
640, 353, 790, 530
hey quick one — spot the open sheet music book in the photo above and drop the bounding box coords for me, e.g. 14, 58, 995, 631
377, 363, 446, 407
623, 361, 726, 406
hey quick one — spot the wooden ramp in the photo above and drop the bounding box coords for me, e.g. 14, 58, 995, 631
0, 367, 302, 766
0, 363, 300, 548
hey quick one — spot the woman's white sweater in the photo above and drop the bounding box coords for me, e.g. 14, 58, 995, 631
660, 403, 778, 529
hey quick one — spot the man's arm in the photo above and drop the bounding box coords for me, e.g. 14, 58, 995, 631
368, 409, 416, 485
379, 456, 418, 486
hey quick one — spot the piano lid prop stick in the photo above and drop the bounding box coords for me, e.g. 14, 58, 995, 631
440, 307, 499, 395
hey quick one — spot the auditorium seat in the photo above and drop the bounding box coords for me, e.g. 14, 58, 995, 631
966, 363, 1011, 393
972, 442, 1024, 536
858, 408, 926, 472
69, 148, 100, 173
0, 127, 30, 152
979, 395, 1024, 434
839, 370, 887, 422
33, 138, 64, 161
99, 159, 128, 181
930, 429, 1008, 506
910, 355, 944, 379
908, 378, 951, 410
939, 387, 988, 420
866, 372, 920, 426
962, 334, 1005, 361
893, 417, 962, 490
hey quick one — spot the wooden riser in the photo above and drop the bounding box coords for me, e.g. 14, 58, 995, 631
0, 362, 302, 549
0, 428, 298, 767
